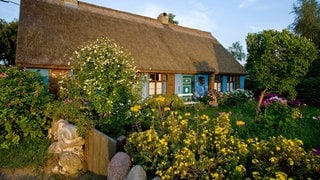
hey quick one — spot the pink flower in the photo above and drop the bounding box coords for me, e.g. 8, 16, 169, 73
0, 73, 8, 78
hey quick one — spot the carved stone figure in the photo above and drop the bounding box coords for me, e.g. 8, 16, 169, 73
48, 119, 85, 175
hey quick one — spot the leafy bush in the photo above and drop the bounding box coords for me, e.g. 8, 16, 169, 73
145, 94, 185, 111
0, 67, 53, 148
297, 77, 320, 106
58, 38, 140, 138
218, 89, 254, 107
44, 99, 94, 137
252, 94, 304, 138
125, 112, 249, 179
247, 136, 320, 179
125, 107, 320, 179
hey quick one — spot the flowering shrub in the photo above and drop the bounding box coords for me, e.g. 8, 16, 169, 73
218, 89, 254, 107
0, 67, 53, 148
125, 112, 249, 179
145, 94, 185, 111
58, 38, 140, 137
125, 96, 320, 179
247, 136, 320, 179
257, 94, 304, 137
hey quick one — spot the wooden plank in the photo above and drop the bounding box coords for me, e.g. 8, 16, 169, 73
85, 129, 116, 176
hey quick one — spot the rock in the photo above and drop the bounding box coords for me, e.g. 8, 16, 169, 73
58, 152, 84, 175
152, 176, 162, 180
108, 152, 132, 180
125, 165, 147, 180
116, 135, 127, 152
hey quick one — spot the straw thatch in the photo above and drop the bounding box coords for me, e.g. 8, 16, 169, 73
16, 0, 247, 75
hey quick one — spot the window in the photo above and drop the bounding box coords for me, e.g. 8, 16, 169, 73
214, 75, 222, 92
149, 73, 167, 95
227, 76, 236, 91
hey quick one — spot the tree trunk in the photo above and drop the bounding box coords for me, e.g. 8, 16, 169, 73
256, 90, 266, 116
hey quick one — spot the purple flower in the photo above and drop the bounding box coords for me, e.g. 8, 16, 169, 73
313, 145, 320, 156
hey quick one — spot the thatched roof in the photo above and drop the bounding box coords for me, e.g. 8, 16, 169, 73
16, 0, 247, 74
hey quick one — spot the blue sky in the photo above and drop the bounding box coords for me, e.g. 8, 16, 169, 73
0, 0, 295, 50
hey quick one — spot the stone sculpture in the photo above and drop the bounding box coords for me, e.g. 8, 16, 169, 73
48, 119, 85, 175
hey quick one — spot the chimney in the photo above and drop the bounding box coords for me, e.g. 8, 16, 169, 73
157, 12, 169, 25
63, 0, 78, 8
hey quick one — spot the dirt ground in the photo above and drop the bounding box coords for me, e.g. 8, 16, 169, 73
0, 168, 105, 180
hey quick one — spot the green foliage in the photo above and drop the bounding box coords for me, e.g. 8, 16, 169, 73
218, 89, 254, 107
168, 13, 179, 25
44, 99, 94, 137
256, 102, 302, 138
125, 112, 249, 179
0, 67, 53, 149
228, 41, 246, 62
291, 0, 320, 46
246, 29, 317, 101
297, 77, 320, 106
59, 38, 140, 138
247, 136, 320, 179
125, 103, 320, 179
0, 137, 50, 169
0, 19, 18, 66
145, 94, 185, 111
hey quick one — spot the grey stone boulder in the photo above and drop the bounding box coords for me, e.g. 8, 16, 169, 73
108, 152, 132, 180
125, 165, 147, 180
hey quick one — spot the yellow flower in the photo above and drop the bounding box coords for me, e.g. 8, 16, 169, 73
247, 138, 254, 143
235, 164, 246, 174
215, 127, 225, 134
252, 159, 259, 164
130, 104, 141, 112
275, 172, 287, 180
155, 96, 165, 102
212, 173, 219, 178
288, 158, 294, 166
164, 107, 171, 111
184, 112, 191, 117
236, 120, 245, 126
269, 157, 277, 163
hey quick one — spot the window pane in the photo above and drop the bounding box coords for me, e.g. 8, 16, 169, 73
156, 82, 162, 94
149, 82, 155, 95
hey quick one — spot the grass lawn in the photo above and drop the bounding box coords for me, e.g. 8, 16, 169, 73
194, 102, 320, 151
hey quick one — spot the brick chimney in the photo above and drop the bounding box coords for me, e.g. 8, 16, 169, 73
157, 12, 169, 25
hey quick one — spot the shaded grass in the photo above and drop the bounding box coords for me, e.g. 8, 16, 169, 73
188, 101, 320, 151
0, 137, 50, 169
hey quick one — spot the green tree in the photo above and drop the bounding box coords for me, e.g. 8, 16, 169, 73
168, 13, 179, 25
291, 0, 320, 46
0, 19, 18, 66
245, 29, 317, 112
291, 0, 320, 106
228, 41, 246, 62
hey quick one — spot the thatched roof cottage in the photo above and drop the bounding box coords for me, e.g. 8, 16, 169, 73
16, 0, 247, 99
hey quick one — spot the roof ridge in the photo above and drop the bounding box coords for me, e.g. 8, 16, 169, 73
77, 1, 214, 39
